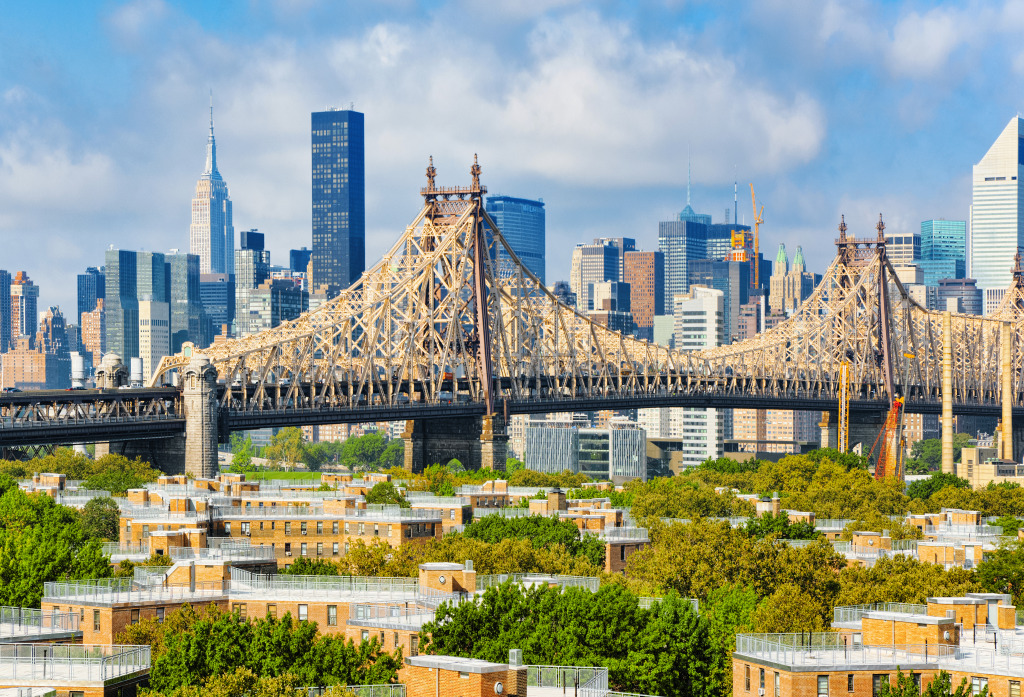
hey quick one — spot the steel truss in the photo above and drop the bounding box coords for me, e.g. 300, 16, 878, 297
150, 165, 1017, 417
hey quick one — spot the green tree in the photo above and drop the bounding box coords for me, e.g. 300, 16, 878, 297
836, 555, 981, 606
463, 514, 605, 566
364, 482, 410, 508
377, 440, 403, 470
340, 434, 387, 470
279, 557, 340, 575
907, 472, 970, 500
229, 436, 256, 473
81, 496, 120, 541
505, 457, 524, 474
702, 584, 758, 697
990, 515, 1024, 534
877, 670, 980, 697
976, 538, 1024, 605
743, 512, 819, 540
262, 428, 306, 468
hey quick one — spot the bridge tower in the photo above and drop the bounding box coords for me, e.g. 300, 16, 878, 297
182, 353, 220, 479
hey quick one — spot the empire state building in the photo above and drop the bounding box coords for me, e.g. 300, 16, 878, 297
190, 106, 234, 275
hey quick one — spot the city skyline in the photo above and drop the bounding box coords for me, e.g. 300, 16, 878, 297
2, 0, 1023, 314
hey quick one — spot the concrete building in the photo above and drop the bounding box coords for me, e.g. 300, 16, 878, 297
235, 233, 271, 336
289, 247, 312, 275
937, 278, 984, 315
311, 109, 365, 294
80, 299, 106, 369
732, 409, 820, 454
674, 286, 726, 467
486, 196, 546, 283
549, 280, 577, 308
523, 422, 647, 481
138, 298, 170, 383
884, 231, 921, 265
591, 237, 635, 281
0, 269, 10, 353
970, 116, 1024, 313
243, 279, 309, 336
189, 106, 234, 275
569, 242, 618, 311
10, 271, 39, 341
768, 244, 819, 315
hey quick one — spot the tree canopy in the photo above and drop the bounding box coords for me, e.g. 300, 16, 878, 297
463, 514, 605, 566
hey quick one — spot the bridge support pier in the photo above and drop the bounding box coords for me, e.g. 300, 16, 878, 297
95, 437, 186, 475
819, 411, 838, 450
182, 355, 220, 479
402, 415, 508, 474
820, 409, 887, 456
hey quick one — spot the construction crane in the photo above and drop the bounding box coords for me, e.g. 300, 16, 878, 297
870, 396, 905, 480
750, 184, 764, 290
838, 361, 851, 452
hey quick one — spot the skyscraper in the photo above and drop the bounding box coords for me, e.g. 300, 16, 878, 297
10, 272, 39, 342
674, 286, 725, 468
190, 105, 234, 275
485, 196, 546, 283
76, 267, 104, 324
167, 252, 206, 352
623, 251, 664, 341
919, 219, 968, 287
688, 259, 749, 343
658, 219, 708, 312
569, 242, 618, 311
289, 247, 313, 275
970, 116, 1024, 313
311, 109, 365, 293
104, 250, 138, 361
0, 269, 10, 352
235, 233, 271, 336
592, 237, 635, 282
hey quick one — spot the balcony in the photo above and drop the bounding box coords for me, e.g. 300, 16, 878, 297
0, 644, 149, 683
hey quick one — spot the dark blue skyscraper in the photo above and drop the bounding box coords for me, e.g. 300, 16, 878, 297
485, 196, 546, 283
290, 247, 312, 274
311, 109, 365, 294
77, 267, 105, 323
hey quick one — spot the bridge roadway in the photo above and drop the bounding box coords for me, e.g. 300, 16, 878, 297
0, 380, 1013, 450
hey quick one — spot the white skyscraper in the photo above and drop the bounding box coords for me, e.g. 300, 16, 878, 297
970, 116, 1024, 314
190, 105, 235, 275
674, 286, 726, 468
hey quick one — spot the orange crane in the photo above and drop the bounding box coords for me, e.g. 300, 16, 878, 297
750, 184, 764, 289
870, 397, 905, 480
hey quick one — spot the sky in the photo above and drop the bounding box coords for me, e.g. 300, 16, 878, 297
2, 0, 1024, 315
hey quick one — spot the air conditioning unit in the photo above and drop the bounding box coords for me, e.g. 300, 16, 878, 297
759, 690, 765, 695
302, 531, 307, 535
286, 551, 292, 556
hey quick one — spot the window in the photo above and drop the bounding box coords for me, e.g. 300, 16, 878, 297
301, 543, 308, 556
317, 521, 323, 534
620, 546, 626, 561
818, 676, 829, 697
260, 522, 264, 530
460, 672, 470, 679
301, 522, 308, 535
224, 522, 231, 535
775, 673, 780, 697
285, 522, 292, 535
972, 678, 988, 696
271, 522, 276, 530
358, 523, 365, 535
328, 605, 338, 626
345, 543, 350, 554
760, 669, 765, 691
1011, 681, 1021, 697
411, 636, 419, 656
241, 522, 250, 535
70, 692, 85, 697
317, 542, 324, 556
142, 524, 150, 538
156, 608, 165, 623
344, 522, 350, 534
848, 675, 854, 693
130, 609, 140, 625
234, 603, 247, 620
394, 632, 399, 648
93, 610, 101, 632
745, 667, 751, 692
267, 604, 277, 619
333, 542, 339, 555
386, 525, 392, 537
374, 523, 379, 536
298, 605, 308, 621
450, 509, 455, 520
405, 527, 411, 538
284, 542, 292, 555
873, 675, 887, 696
333, 521, 339, 534
362, 630, 370, 641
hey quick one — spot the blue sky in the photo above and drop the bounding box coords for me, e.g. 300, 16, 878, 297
2, 0, 1023, 314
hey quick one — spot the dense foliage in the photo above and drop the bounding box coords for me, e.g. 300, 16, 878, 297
81, 496, 120, 541
742, 512, 819, 540
0, 474, 111, 606
364, 481, 410, 508
121, 604, 401, 694
462, 514, 605, 566
229, 431, 404, 473
0, 449, 161, 495
422, 582, 713, 697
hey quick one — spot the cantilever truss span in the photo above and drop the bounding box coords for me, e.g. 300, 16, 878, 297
151, 165, 1021, 417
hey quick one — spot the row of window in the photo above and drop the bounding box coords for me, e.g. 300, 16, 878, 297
743, 666, 1012, 697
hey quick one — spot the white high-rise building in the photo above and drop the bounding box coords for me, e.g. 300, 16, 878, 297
970, 116, 1024, 314
674, 286, 726, 468
138, 297, 169, 384
190, 105, 235, 275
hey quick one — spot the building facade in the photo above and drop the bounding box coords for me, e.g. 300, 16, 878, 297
311, 109, 365, 294
970, 116, 1024, 313
189, 109, 234, 275
485, 196, 546, 283
623, 251, 664, 341
200, 273, 234, 338
570, 242, 618, 311
688, 259, 750, 344
76, 266, 104, 325
10, 271, 39, 342
0, 269, 10, 353
674, 286, 725, 468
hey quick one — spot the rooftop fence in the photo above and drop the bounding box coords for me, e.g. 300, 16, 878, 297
476, 574, 600, 593
833, 603, 929, 624
43, 578, 226, 604
0, 608, 79, 638
304, 685, 405, 697
0, 644, 149, 683
228, 568, 425, 600
734, 634, 954, 668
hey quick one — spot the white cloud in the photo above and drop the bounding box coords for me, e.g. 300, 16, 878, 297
107, 0, 169, 46
886, 7, 966, 78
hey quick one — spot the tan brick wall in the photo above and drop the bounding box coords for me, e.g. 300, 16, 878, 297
605, 542, 646, 574
732, 661, 945, 697
861, 617, 956, 647
927, 601, 986, 629
400, 663, 515, 697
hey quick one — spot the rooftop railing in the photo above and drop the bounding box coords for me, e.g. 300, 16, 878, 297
408, 497, 471, 507
228, 568, 423, 599
734, 635, 954, 668
0, 644, 150, 682
924, 524, 1003, 538
43, 578, 227, 604
304, 685, 405, 697
638, 597, 700, 614
0, 607, 79, 638
167, 544, 276, 562
100, 542, 149, 558
349, 602, 438, 629
833, 603, 928, 624
476, 573, 600, 593
473, 507, 532, 519
591, 527, 649, 542
815, 519, 856, 530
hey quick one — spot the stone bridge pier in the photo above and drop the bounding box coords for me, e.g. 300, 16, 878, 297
819, 409, 888, 456
94, 354, 187, 475
402, 415, 508, 474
